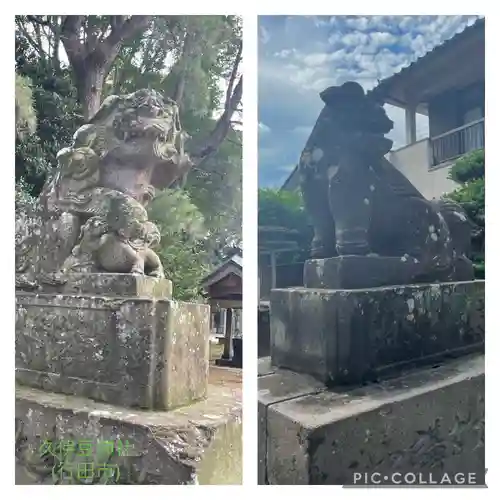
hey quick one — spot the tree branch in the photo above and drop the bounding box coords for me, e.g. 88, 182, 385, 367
189, 37, 242, 165
51, 16, 62, 70
172, 29, 195, 108
25, 15, 52, 27
33, 22, 45, 61
60, 15, 86, 64
92, 15, 151, 77
84, 19, 99, 53
226, 137, 242, 147
16, 20, 47, 61
192, 75, 242, 165
224, 39, 242, 113
102, 16, 151, 56
111, 50, 136, 94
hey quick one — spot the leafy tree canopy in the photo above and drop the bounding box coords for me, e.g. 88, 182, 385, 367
258, 188, 313, 265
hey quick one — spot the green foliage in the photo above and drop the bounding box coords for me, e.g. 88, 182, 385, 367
16, 28, 82, 195
148, 189, 211, 300
15, 177, 37, 208
105, 15, 241, 123
186, 127, 242, 254
447, 149, 485, 278
258, 188, 313, 264
15, 74, 37, 138
449, 149, 485, 184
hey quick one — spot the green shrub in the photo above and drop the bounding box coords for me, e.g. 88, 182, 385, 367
447, 149, 485, 278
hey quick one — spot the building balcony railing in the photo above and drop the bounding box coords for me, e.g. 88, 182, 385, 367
430, 118, 484, 167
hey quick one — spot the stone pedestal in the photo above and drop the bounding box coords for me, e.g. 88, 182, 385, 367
16, 384, 242, 484
270, 280, 484, 385
259, 354, 485, 485
262, 274, 485, 484
16, 273, 209, 410
37, 272, 173, 298
304, 255, 474, 290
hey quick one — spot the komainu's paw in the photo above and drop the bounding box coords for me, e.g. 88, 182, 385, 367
130, 265, 145, 275
148, 268, 165, 279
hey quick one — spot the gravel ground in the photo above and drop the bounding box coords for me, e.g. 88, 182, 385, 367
208, 365, 242, 389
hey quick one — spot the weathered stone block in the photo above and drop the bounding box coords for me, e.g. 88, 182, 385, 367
15, 383, 242, 484
157, 301, 210, 409
271, 280, 484, 385
258, 356, 275, 377
264, 355, 484, 485
304, 255, 474, 290
36, 273, 172, 299
258, 367, 324, 485
16, 292, 209, 410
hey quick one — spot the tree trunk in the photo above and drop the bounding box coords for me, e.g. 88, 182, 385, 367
74, 61, 106, 122
60, 15, 152, 122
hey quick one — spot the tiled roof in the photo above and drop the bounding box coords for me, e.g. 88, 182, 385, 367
200, 253, 242, 288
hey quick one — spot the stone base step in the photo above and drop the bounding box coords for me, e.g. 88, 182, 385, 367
16, 383, 242, 485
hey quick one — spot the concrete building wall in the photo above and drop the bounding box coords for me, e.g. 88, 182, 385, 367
429, 81, 484, 137
388, 139, 458, 200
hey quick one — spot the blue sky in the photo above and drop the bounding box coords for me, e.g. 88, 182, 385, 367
258, 15, 482, 187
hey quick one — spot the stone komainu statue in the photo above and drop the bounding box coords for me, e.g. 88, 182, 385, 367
298, 81, 474, 284
16, 89, 192, 288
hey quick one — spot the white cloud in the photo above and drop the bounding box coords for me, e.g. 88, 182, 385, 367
277, 164, 296, 173
262, 16, 482, 95
302, 52, 333, 67
397, 16, 417, 32
344, 16, 370, 31
310, 77, 338, 92
291, 125, 313, 139
370, 32, 397, 46
274, 49, 295, 59
341, 32, 369, 46
259, 25, 270, 45
327, 32, 342, 46
259, 122, 271, 133
410, 33, 430, 55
